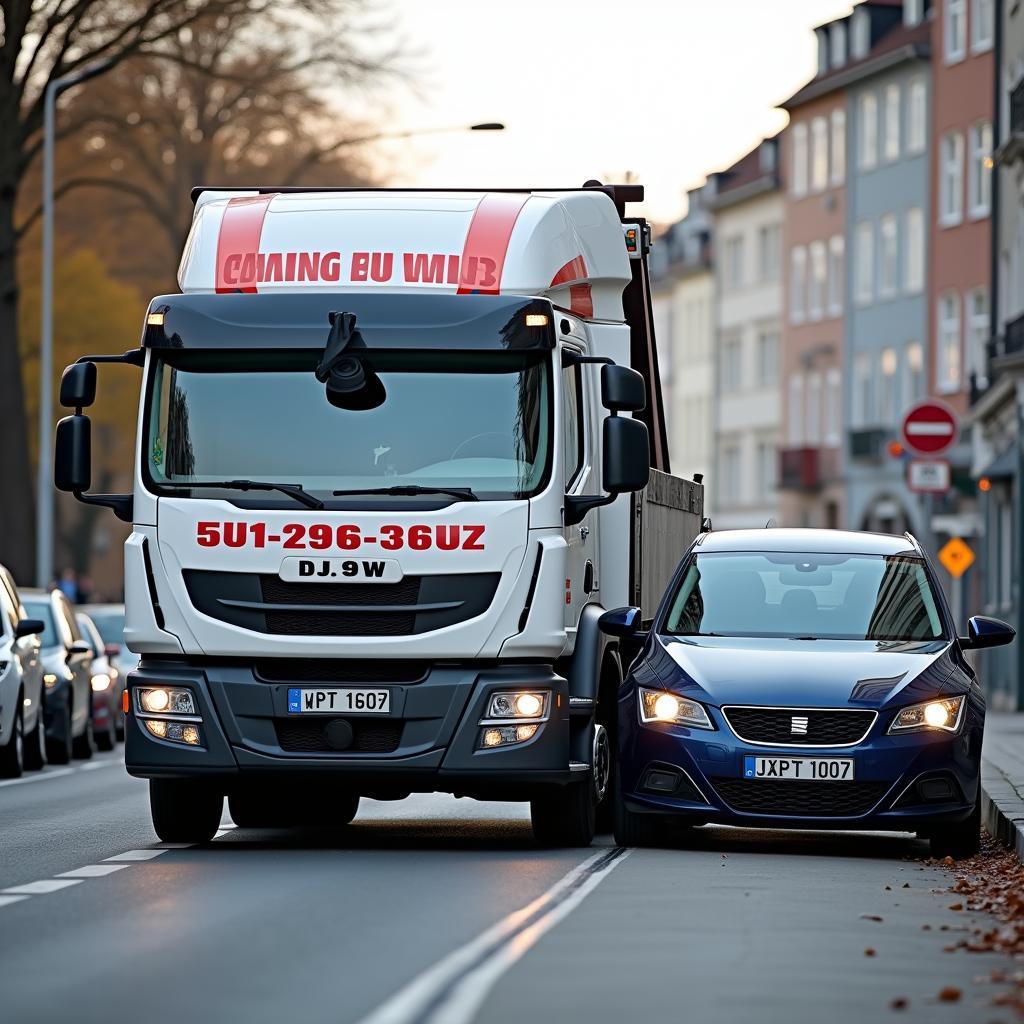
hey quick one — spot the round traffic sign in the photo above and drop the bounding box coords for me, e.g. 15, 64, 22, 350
901, 401, 958, 455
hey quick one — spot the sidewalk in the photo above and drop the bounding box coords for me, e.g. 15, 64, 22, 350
982, 713, 1024, 860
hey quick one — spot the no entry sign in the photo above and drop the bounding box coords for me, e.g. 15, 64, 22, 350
901, 401, 958, 455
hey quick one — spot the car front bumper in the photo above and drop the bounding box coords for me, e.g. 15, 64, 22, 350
619, 697, 982, 833
124, 659, 587, 799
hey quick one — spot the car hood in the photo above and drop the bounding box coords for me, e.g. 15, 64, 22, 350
644, 635, 957, 709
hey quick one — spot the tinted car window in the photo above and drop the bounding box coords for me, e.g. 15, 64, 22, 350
664, 551, 946, 642
22, 599, 61, 650
85, 610, 125, 645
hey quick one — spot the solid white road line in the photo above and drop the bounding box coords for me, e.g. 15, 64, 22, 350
355, 848, 632, 1024
103, 849, 168, 862
57, 864, 131, 878
2, 879, 84, 895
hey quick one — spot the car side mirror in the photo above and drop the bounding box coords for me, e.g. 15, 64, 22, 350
961, 615, 1016, 650
67, 639, 92, 658
599, 606, 643, 637
601, 364, 646, 412
104, 642, 122, 658
60, 361, 97, 409
14, 618, 45, 640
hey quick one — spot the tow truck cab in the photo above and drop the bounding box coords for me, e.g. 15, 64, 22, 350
55, 184, 703, 846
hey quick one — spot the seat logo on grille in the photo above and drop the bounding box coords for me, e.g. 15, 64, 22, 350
790, 715, 809, 735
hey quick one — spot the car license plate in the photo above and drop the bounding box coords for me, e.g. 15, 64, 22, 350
743, 755, 854, 781
287, 688, 391, 714
279, 557, 402, 583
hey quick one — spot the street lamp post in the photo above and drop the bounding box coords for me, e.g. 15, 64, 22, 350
37, 59, 116, 588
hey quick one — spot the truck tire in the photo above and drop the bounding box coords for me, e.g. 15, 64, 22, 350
611, 764, 667, 847
150, 779, 223, 843
531, 780, 596, 847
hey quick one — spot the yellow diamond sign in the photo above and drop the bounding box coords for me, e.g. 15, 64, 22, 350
938, 537, 975, 578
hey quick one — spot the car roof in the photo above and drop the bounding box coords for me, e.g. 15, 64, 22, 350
695, 528, 922, 557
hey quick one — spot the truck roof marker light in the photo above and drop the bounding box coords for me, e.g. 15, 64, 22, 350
525, 313, 549, 327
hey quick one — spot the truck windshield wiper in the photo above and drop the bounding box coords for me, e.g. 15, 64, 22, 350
158, 479, 324, 510
331, 485, 479, 502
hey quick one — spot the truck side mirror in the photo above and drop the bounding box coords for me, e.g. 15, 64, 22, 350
961, 615, 1016, 649
601, 364, 646, 412
603, 415, 650, 493
55, 415, 91, 492
59, 361, 97, 409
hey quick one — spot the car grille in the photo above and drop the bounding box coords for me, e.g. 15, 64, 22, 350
255, 660, 428, 684
710, 778, 891, 817
275, 718, 403, 753
722, 707, 876, 746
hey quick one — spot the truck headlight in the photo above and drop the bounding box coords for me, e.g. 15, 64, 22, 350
889, 696, 965, 734
639, 688, 714, 729
136, 687, 196, 715
485, 691, 548, 720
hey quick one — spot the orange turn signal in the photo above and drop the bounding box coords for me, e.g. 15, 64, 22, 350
979, 476, 992, 492
887, 441, 904, 458
122, 689, 130, 714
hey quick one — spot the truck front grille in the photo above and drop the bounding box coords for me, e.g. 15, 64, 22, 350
255, 660, 429, 684
275, 718, 403, 753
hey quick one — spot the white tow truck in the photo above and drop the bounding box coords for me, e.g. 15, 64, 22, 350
55, 183, 703, 845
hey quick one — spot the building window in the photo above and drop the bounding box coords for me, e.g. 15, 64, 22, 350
790, 246, 807, 323
831, 108, 846, 185
720, 443, 742, 505
853, 352, 875, 427
851, 9, 870, 59
720, 332, 743, 393
827, 234, 845, 316
904, 207, 924, 293
907, 78, 927, 155
883, 84, 901, 161
936, 292, 962, 393
723, 235, 744, 289
756, 328, 780, 387
808, 240, 826, 321
939, 131, 964, 227
855, 221, 874, 305
904, 0, 923, 27
972, 0, 994, 52
806, 372, 822, 442
879, 214, 898, 299
858, 92, 878, 169
757, 223, 781, 283
792, 123, 808, 197
788, 374, 804, 445
756, 439, 776, 498
968, 121, 993, 219
904, 341, 924, 407
831, 23, 847, 68
967, 287, 990, 389
945, 0, 966, 63
811, 116, 829, 191
824, 369, 842, 446
879, 347, 898, 425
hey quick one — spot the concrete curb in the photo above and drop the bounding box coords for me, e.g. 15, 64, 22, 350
981, 757, 1024, 861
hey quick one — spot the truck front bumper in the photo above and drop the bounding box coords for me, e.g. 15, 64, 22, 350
124, 659, 580, 799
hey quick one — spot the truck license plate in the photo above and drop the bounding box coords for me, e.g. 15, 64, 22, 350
287, 688, 391, 714
279, 557, 402, 583
743, 756, 854, 780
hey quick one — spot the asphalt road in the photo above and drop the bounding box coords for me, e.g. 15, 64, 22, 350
1, 755, 1018, 1024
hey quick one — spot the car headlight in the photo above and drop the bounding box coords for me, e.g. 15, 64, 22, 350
888, 696, 965, 734
43, 672, 58, 688
91, 673, 112, 692
638, 688, 714, 729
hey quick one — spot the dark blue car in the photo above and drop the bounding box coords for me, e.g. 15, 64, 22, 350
601, 528, 1015, 857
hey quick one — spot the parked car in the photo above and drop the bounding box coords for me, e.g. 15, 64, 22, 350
76, 612, 125, 750
603, 528, 1016, 858
0, 566, 47, 776
79, 603, 138, 676
20, 589, 95, 763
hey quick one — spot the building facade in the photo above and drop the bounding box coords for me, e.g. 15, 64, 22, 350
708, 137, 784, 529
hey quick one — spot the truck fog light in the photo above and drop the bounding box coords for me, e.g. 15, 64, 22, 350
486, 691, 548, 720
481, 723, 539, 748
91, 673, 111, 692
137, 687, 196, 715
145, 720, 168, 739
144, 719, 202, 745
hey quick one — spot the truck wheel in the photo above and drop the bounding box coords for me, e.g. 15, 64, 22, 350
150, 779, 223, 843
531, 780, 597, 847
928, 796, 981, 859
611, 764, 667, 847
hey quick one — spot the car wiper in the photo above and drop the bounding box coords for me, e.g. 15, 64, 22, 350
158, 479, 324, 510
331, 485, 479, 502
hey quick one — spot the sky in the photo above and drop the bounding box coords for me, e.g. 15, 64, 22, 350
358, 0, 856, 225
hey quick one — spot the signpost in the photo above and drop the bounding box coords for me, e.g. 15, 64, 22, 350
907, 459, 951, 493
901, 401, 958, 456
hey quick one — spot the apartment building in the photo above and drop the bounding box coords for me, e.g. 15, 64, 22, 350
650, 182, 716, 503
707, 137, 784, 529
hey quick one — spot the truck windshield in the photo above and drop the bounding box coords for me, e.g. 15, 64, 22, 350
145, 350, 551, 501
663, 552, 946, 642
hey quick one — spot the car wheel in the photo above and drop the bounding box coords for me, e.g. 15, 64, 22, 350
72, 711, 95, 760
150, 779, 223, 843
611, 762, 668, 847
95, 716, 116, 752
0, 707, 25, 779
928, 795, 982, 860
46, 700, 73, 765
23, 699, 46, 771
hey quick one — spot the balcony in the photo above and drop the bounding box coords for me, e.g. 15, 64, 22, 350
779, 447, 821, 491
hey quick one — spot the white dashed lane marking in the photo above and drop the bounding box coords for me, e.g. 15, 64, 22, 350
2, 879, 84, 895
0, 896, 29, 909
0, 756, 124, 789
103, 849, 168, 862
57, 864, 131, 878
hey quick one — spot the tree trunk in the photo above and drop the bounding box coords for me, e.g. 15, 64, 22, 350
0, 188, 37, 585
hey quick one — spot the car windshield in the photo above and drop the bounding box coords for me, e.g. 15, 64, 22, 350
145, 350, 551, 501
663, 551, 946, 642
86, 609, 125, 646
22, 599, 60, 650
